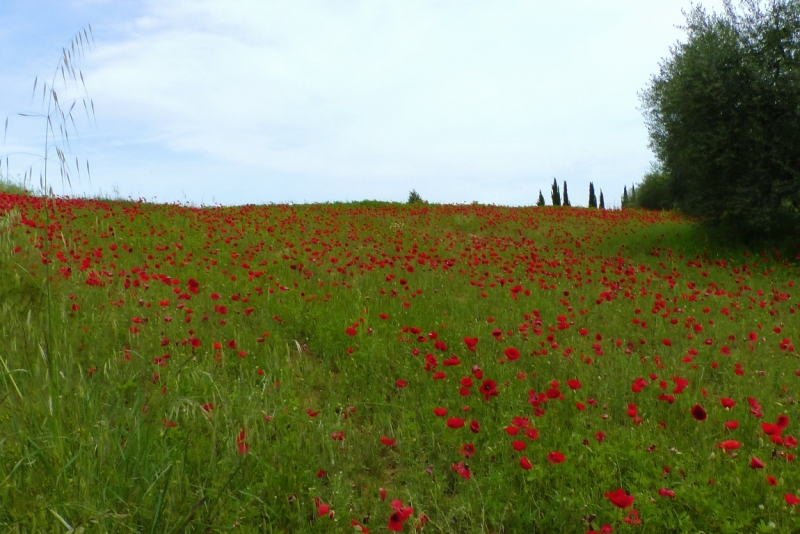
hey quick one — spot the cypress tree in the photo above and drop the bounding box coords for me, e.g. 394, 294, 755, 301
537, 190, 546, 207
622, 186, 629, 207
599, 191, 605, 209
562, 181, 570, 207
551, 178, 561, 206
588, 182, 597, 208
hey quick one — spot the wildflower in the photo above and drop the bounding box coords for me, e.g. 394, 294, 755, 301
459, 442, 475, 458
604, 488, 635, 509
446, 417, 465, 429
691, 404, 707, 421
718, 440, 742, 452
451, 462, 471, 479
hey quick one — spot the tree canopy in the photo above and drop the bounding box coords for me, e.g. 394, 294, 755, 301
640, 0, 800, 239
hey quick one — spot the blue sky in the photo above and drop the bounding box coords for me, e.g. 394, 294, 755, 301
0, 0, 726, 206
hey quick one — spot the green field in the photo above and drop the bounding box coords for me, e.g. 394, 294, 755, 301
1, 193, 799, 532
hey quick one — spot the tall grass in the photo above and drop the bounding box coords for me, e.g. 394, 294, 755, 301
1, 200, 799, 532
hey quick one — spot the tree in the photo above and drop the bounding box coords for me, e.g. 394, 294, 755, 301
588, 182, 597, 208
599, 191, 605, 209
562, 181, 571, 206
622, 186, 629, 208
640, 0, 800, 238
551, 178, 561, 206
537, 190, 546, 207
407, 189, 424, 204
630, 165, 674, 210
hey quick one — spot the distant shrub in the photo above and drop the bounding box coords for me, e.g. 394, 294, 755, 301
630, 167, 674, 210
407, 189, 425, 204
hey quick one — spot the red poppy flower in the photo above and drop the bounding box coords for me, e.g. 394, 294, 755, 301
351, 519, 369, 532
388, 500, 414, 531
691, 404, 707, 421
396, 379, 407, 388
623, 509, 641, 525
604, 488, 635, 509
631, 377, 648, 393
237, 426, 249, 454
761, 422, 782, 436
520, 456, 533, 470
545, 387, 562, 399
345, 327, 357, 336
718, 440, 742, 452
446, 417, 465, 429
433, 407, 448, 417
503, 347, 521, 361
547, 451, 566, 464
724, 420, 739, 430
658, 488, 676, 498
750, 456, 765, 469
595, 430, 606, 443
469, 419, 480, 433
463, 337, 478, 351
767, 475, 777, 486
442, 355, 461, 366
459, 442, 475, 458
315, 499, 331, 517
504, 425, 520, 436
379, 487, 387, 501
479, 379, 498, 401
777, 414, 790, 429
451, 462, 471, 479
380, 436, 396, 447
566, 379, 582, 390
472, 365, 484, 379
512, 440, 526, 451
785, 493, 800, 506
720, 397, 736, 409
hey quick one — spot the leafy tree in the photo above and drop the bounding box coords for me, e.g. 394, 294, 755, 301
562, 181, 571, 206
588, 182, 597, 208
640, 0, 800, 238
551, 178, 561, 206
630, 165, 674, 210
537, 190, 546, 207
599, 191, 605, 209
407, 189, 425, 204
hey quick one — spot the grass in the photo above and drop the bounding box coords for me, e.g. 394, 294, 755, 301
1, 197, 800, 532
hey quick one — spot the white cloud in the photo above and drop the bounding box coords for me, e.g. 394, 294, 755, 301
3, 0, 727, 205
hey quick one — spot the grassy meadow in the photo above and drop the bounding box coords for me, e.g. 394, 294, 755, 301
1, 192, 800, 532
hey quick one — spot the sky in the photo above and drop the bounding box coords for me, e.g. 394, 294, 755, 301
0, 0, 727, 207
